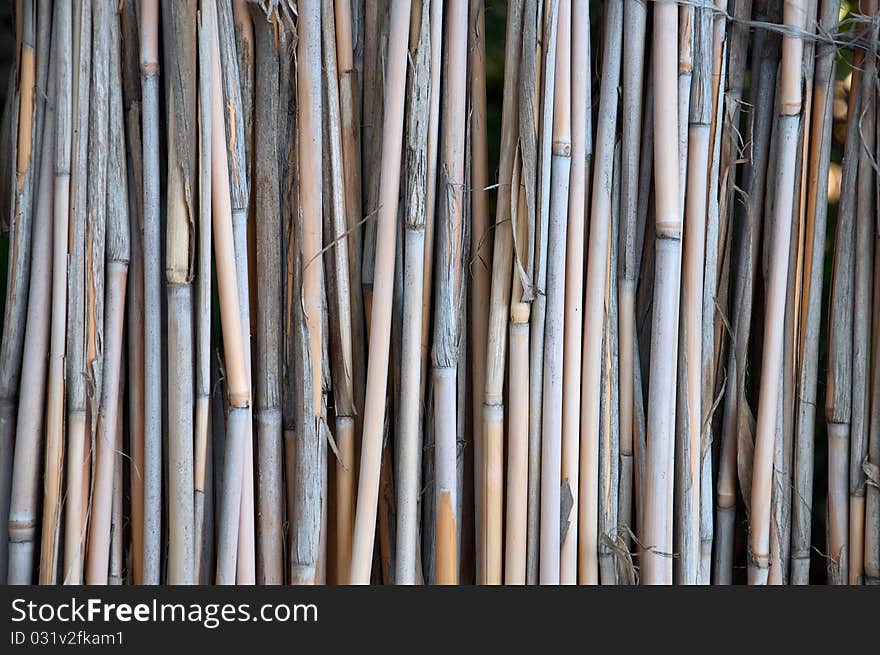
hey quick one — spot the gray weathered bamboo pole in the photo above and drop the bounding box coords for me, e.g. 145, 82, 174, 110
396, 0, 431, 586
163, 0, 198, 586
140, 0, 162, 585
791, 0, 840, 585
349, 0, 412, 584
86, 6, 129, 583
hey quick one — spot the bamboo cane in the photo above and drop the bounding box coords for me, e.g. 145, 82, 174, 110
39, 0, 72, 586
866, 240, 880, 584
7, 0, 53, 583
396, 0, 431, 585
86, 6, 129, 583
468, 0, 490, 584
791, 0, 841, 585
231, 0, 253, 175
641, 0, 680, 585
0, 0, 38, 586
140, 0, 162, 585
580, 0, 622, 586
848, 0, 877, 585
108, 394, 124, 586
193, 0, 214, 586
349, 0, 413, 584
248, 1, 284, 586
162, 0, 198, 586
676, 4, 712, 586
560, 0, 590, 584
538, 0, 570, 585
207, 0, 252, 585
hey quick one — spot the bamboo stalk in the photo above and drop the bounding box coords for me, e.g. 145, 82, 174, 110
7, 0, 54, 584
560, 0, 590, 585
349, 0, 413, 584
580, 0, 622, 586
162, 0, 198, 586
0, 0, 38, 586
86, 5, 129, 583
395, 0, 431, 586
193, 0, 213, 586
791, 0, 841, 585
140, 0, 162, 585
39, 0, 72, 586
642, 0, 680, 585
539, 0, 570, 585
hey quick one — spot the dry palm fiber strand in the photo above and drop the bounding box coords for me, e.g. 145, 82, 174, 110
0, 0, 877, 586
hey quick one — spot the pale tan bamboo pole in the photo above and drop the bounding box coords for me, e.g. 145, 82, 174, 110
193, 0, 213, 586
333, 0, 367, 459
848, 0, 877, 585
85, 7, 130, 585
208, 0, 252, 585
162, 0, 198, 586
349, 0, 413, 584
748, 0, 806, 585
580, 0, 622, 586
676, 4, 712, 586
641, 0, 680, 586
560, 0, 590, 584
791, 0, 840, 585
431, 0, 468, 586
139, 0, 162, 585
539, 0, 570, 585
62, 0, 93, 585
0, 1, 38, 583
7, 4, 54, 583
618, 0, 645, 562
490, 1, 525, 587
319, 0, 356, 585
395, 0, 431, 586
39, 0, 72, 586
468, 0, 490, 583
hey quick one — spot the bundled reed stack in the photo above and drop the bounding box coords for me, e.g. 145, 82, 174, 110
0, 0, 875, 588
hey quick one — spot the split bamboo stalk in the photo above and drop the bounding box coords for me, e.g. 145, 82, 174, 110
250, 1, 284, 586
319, 0, 357, 584
7, 1, 53, 583
396, 0, 431, 586
676, 4, 712, 586
140, 0, 162, 585
163, 0, 198, 586
108, 398, 124, 586
642, 0, 680, 585
207, 0, 252, 585
560, 0, 590, 584
468, 0, 490, 584
0, 0, 37, 585
539, 0, 570, 585
62, 0, 93, 585
39, 0, 72, 586
432, 0, 468, 586
847, 0, 877, 585
493, 0, 525, 586
193, 0, 214, 586
791, 0, 841, 585
86, 6, 129, 584
290, 0, 326, 586
866, 240, 880, 584
618, 0, 645, 562
349, 0, 413, 584
231, 0, 253, 176
749, 0, 807, 585
580, 0, 622, 586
